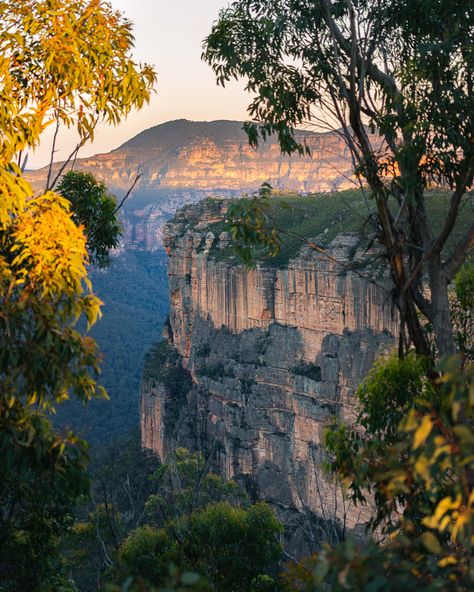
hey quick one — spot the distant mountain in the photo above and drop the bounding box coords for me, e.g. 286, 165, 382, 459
27, 119, 366, 195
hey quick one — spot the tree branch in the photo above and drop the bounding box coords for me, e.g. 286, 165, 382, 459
402, 179, 473, 295
112, 170, 141, 216
46, 116, 99, 191
46, 115, 61, 191
320, 0, 401, 101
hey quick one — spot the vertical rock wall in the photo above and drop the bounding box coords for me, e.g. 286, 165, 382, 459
141, 199, 398, 554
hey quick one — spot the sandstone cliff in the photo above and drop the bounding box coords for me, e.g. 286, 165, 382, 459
141, 197, 398, 554
27, 119, 370, 194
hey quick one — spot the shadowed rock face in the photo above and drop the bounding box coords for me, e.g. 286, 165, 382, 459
26, 119, 376, 194
141, 199, 398, 556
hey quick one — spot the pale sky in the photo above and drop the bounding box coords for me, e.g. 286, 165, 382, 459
30, 0, 250, 168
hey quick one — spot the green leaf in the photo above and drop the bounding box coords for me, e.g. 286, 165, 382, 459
453, 425, 474, 445
421, 532, 442, 554
181, 572, 201, 586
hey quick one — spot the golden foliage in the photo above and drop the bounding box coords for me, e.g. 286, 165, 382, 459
0, 0, 156, 171
0, 3, 155, 587
0, 0, 156, 409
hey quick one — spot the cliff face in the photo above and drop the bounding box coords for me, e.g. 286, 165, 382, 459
119, 189, 211, 251
27, 119, 378, 195
141, 198, 398, 554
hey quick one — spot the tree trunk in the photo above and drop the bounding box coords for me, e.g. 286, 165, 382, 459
428, 256, 456, 357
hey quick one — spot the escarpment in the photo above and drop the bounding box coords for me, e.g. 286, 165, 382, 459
26, 120, 382, 251
141, 197, 398, 555
27, 119, 381, 194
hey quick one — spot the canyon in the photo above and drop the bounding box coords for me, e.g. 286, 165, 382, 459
39, 120, 382, 448
31, 118, 397, 548
140, 197, 398, 555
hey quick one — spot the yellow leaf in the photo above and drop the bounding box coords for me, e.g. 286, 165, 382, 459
421, 532, 442, 554
414, 456, 431, 482
413, 415, 433, 449
468, 490, 474, 506
438, 556, 457, 568
423, 496, 461, 530
452, 510, 471, 541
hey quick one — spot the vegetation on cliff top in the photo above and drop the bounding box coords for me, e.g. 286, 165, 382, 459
187, 187, 472, 268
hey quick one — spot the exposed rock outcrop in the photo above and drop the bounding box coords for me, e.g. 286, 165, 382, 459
27, 119, 378, 195
141, 198, 398, 555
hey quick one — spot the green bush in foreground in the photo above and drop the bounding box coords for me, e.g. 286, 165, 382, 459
118, 502, 282, 592
284, 357, 474, 591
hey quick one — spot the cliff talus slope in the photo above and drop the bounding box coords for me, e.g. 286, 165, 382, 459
141, 198, 398, 554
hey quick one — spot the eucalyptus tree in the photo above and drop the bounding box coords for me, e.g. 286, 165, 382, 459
57, 171, 123, 268
0, 1, 155, 588
204, 0, 473, 359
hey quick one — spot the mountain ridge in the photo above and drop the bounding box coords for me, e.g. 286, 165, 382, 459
115, 118, 336, 152
27, 119, 364, 195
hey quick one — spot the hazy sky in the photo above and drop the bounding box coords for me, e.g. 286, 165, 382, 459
30, 0, 250, 168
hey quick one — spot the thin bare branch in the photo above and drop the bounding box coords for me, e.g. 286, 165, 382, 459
113, 169, 141, 216
46, 115, 61, 191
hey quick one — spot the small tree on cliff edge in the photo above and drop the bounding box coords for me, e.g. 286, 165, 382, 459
203, 0, 473, 359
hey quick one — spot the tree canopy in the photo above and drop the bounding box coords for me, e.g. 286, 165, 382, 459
57, 171, 122, 267
65, 445, 282, 592
0, 1, 156, 589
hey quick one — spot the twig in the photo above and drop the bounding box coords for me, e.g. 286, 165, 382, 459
46, 115, 61, 191
47, 115, 100, 191
113, 169, 141, 216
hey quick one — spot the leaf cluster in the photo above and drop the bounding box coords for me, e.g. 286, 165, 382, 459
57, 170, 122, 267
144, 448, 247, 528
226, 182, 281, 267
0, 0, 156, 170
0, 402, 90, 591
451, 263, 474, 364
290, 356, 474, 590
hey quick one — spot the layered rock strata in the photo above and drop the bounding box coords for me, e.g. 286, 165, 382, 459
27, 119, 380, 194
141, 198, 398, 554
27, 119, 383, 251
